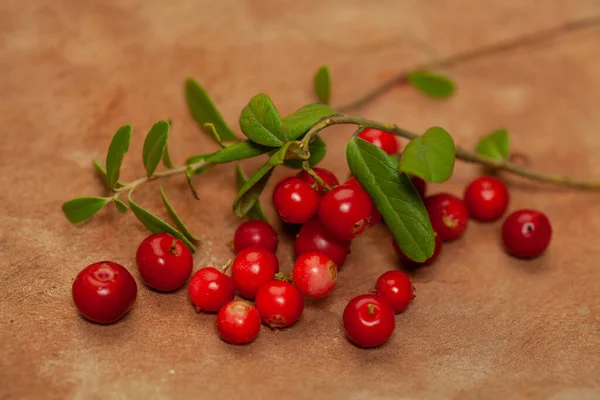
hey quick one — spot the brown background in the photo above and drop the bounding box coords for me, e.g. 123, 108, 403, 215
2, 1, 600, 399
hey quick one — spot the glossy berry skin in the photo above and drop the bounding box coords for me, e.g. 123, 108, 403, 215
375, 271, 415, 313
411, 176, 427, 198
464, 176, 509, 222
393, 232, 442, 267
272, 177, 320, 224
296, 167, 339, 195
358, 128, 399, 155
188, 267, 235, 313
255, 280, 304, 328
136, 233, 193, 291
233, 220, 279, 254
293, 251, 338, 299
72, 261, 137, 324
318, 185, 374, 240
231, 247, 279, 299
425, 194, 469, 242
343, 294, 395, 348
216, 300, 261, 345
343, 177, 381, 226
294, 219, 351, 267
502, 209, 552, 258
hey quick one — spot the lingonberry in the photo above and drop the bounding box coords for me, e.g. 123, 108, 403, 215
296, 167, 339, 195
393, 232, 442, 267
72, 261, 137, 324
343, 294, 395, 348
255, 280, 304, 328
411, 176, 427, 198
231, 247, 279, 299
293, 251, 338, 299
318, 185, 374, 240
233, 220, 279, 254
188, 267, 235, 313
464, 176, 509, 221
375, 270, 415, 313
136, 233, 193, 291
294, 219, 351, 267
272, 177, 319, 224
216, 300, 261, 345
502, 209, 552, 258
425, 193, 469, 241
343, 177, 381, 226
357, 128, 399, 155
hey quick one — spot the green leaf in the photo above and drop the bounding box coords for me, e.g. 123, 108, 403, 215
408, 70, 455, 99
235, 164, 268, 221
142, 120, 169, 178
284, 135, 327, 169
160, 185, 200, 242
92, 159, 124, 189
185, 166, 200, 200
203, 123, 224, 148
185, 78, 238, 142
398, 127, 456, 183
239, 93, 285, 147
114, 198, 129, 213
476, 129, 509, 160
185, 153, 212, 165
281, 104, 338, 140
204, 140, 271, 164
62, 197, 112, 224
313, 65, 331, 105
346, 138, 434, 262
162, 141, 175, 168
106, 124, 133, 190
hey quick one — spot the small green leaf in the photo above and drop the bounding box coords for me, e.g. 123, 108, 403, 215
185, 153, 212, 165
142, 120, 169, 178
476, 129, 509, 160
114, 198, 129, 213
347, 138, 434, 262
185, 166, 200, 200
281, 104, 338, 140
313, 65, 331, 105
185, 78, 238, 142
191, 163, 214, 176
203, 123, 224, 148
92, 159, 124, 189
408, 70, 455, 99
106, 125, 133, 190
235, 164, 268, 221
62, 197, 112, 224
239, 94, 285, 147
162, 141, 175, 168
398, 127, 456, 183
284, 135, 327, 169
160, 185, 200, 242
205, 140, 271, 164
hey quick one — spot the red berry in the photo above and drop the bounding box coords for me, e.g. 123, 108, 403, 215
410, 176, 427, 198
216, 300, 261, 345
358, 128, 399, 155
318, 185, 373, 240
293, 251, 338, 299
255, 280, 304, 328
343, 294, 395, 348
425, 193, 469, 241
375, 271, 415, 313
296, 167, 339, 195
502, 209, 552, 258
343, 177, 381, 226
294, 219, 351, 267
231, 247, 279, 299
188, 267, 235, 313
233, 220, 279, 254
272, 177, 319, 224
464, 176, 509, 221
136, 233, 193, 291
393, 232, 442, 267
72, 261, 137, 324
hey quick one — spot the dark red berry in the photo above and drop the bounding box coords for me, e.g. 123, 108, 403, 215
293, 251, 338, 299
464, 176, 509, 222
425, 193, 469, 241
233, 220, 279, 254
296, 167, 339, 195
410, 176, 427, 198
393, 232, 442, 267
318, 185, 373, 240
294, 219, 351, 267
188, 267, 235, 313
343, 294, 395, 348
343, 177, 381, 226
255, 280, 304, 328
272, 177, 319, 224
136, 233, 193, 291
72, 261, 137, 324
216, 300, 261, 345
502, 209, 552, 258
358, 128, 399, 155
231, 247, 279, 299
375, 271, 415, 313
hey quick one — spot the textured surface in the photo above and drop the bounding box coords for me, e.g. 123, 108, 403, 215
2, 1, 600, 399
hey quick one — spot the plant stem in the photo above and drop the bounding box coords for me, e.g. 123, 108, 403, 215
115, 163, 202, 194
302, 161, 333, 191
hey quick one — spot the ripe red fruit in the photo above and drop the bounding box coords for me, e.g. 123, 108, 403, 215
72, 261, 137, 324
188, 267, 235, 313
231, 247, 279, 299
464, 176, 509, 221
358, 128, 399, 155
136, 233, 193, 291
410, 176, 427, 198
318, 185, 374, 240
272, 177, 320, 224
343, 294, 395, 348
393, 232, 442, 267
425, 193, 469, 241
502, 209, 552, 258
294, 219, 351, 267
255, 280, 304, 328
375, 270, 415, 313
233, 220, 279, 254
296, 167, 339, 195
216, 300, 261, 345
293, 251, 338, 299
343, 177, 381, 226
